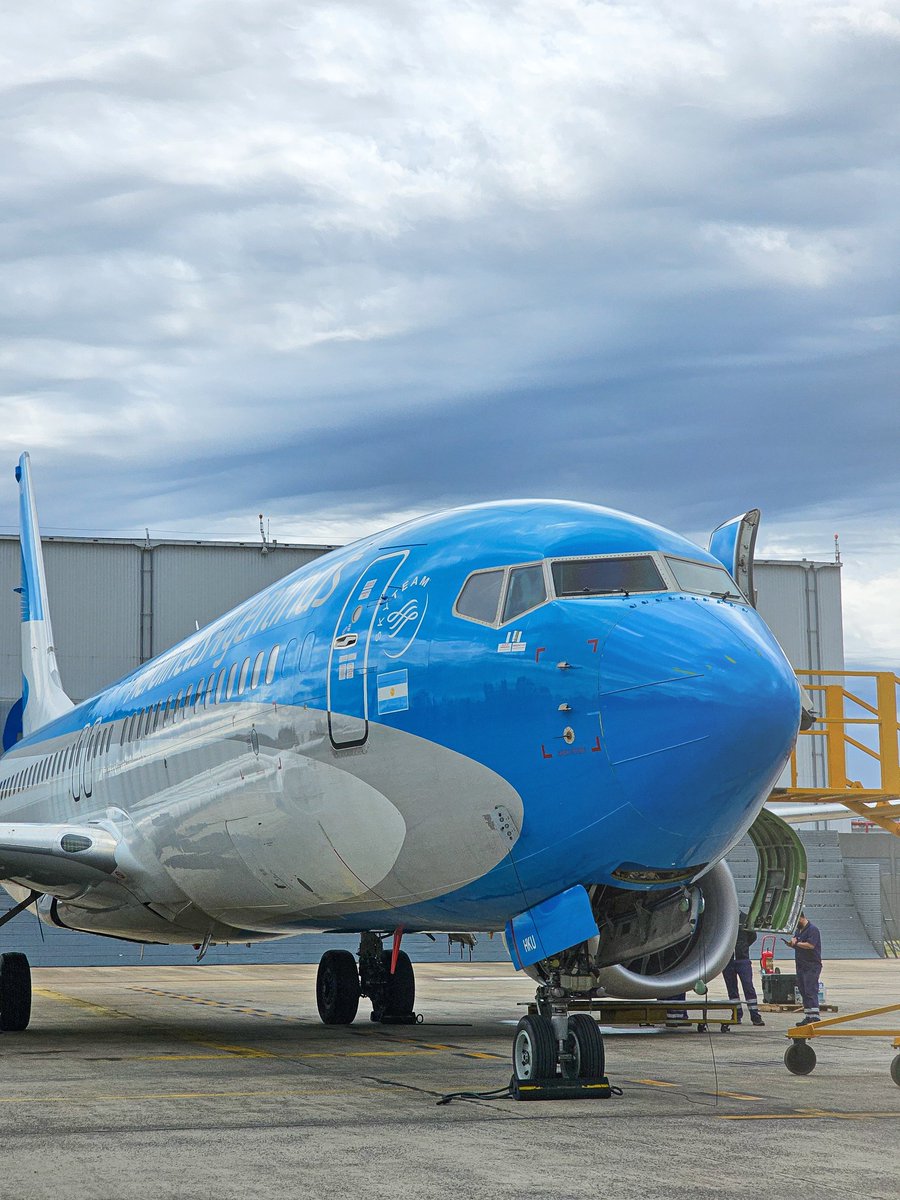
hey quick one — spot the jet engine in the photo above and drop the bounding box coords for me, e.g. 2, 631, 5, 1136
525, 860, 740, 1000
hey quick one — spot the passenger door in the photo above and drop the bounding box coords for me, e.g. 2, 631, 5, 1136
327, 551, 408, 748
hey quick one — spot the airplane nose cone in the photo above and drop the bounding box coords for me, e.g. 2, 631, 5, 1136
597, 596, 801, 860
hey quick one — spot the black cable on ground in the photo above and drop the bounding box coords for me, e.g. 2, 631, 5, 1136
436, 1084, 514, 1105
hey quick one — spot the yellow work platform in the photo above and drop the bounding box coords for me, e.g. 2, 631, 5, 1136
784, 1002, 900, 1085
773, 669, 900, 837
527, 999, 742, 1032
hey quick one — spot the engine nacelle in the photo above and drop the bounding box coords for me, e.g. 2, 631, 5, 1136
525, 860, 740, 999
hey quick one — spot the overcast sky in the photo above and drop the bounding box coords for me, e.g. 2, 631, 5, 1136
1, 1, 898, 665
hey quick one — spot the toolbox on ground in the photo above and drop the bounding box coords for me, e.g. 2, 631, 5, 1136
763, 972, 798, 1004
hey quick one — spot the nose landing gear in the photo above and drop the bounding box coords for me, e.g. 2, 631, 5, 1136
510, 977, 612, 1100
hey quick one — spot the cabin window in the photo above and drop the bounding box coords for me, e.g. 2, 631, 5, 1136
250, 650, 264, 689
502, 564, 547, 623
299, 633, 315, 672
237, 657, 250, 695
183, 685, 193, 714
455, 570, 504, 625
280, 638, 297, 680
194, 679, 204, 711
265, 645, 279, 685
664, 557, 743, 600
226, 663, 238, 700
551, 555, 665, 598
215, 668, 227, 704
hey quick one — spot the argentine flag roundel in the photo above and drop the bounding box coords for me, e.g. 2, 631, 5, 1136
377, 669, 409, 714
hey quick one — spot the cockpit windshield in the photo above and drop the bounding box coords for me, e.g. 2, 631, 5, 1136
550, 555, 665, 597
665, 557, 744, 600
454, 550, 745, 628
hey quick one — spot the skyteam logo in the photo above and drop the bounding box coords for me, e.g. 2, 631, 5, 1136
377, 669, 409, 715
386, 599, 420, 638
375, 574, 430, 660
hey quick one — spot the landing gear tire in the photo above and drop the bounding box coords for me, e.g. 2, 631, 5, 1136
0, 952, 32, 1032
890, 1054, 900, 1087
696, 1023, 708, 1034
563, 1014, 605, 1079
316, 950, 360, 1025
369, 951, 416, 1022
513, 1014, 556, 1082
784, 1040, 816, 1075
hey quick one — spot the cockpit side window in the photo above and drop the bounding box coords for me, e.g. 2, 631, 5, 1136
551, 555, 665, 597
502, 564, 547, 622
665, 557, 744, 600
454, 569, 505, 625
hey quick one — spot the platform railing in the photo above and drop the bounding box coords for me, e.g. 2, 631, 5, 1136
790, 670, 900, 793
782, 670, 900, 835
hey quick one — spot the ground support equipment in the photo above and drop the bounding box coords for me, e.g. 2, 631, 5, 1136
784, 1001, 900, 1084
528, 997, 742, 1033
762, 1003, 838, 1014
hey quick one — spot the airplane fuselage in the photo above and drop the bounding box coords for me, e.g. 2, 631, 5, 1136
0, 500, 801, 948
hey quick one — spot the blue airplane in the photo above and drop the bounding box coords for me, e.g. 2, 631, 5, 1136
0, 454, 801, 1080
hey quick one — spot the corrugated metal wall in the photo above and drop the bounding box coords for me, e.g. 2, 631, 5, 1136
755, 560, 844, 790
0, 536, 330, 731
755, 560, 844, 675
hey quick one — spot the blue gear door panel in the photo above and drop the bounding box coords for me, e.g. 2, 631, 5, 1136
327, 551, 409, 748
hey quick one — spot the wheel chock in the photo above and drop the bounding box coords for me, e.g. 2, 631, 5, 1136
509, 1073, 614, 1101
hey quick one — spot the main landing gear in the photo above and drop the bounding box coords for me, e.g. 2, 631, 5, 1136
0, 951, 32, 1033
511, 976, 611, 1099
315, 932, 418, 1026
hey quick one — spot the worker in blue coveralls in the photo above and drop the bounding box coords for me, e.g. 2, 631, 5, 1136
788, 912, 823, 1026
722, 911, 764, 1026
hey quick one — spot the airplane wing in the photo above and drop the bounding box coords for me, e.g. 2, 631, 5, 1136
0, 823, 119, 890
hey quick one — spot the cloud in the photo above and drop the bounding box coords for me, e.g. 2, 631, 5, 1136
0, 1, 898, 662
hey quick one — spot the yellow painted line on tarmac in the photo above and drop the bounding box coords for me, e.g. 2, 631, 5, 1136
131, 987, 300, 1021
631, 1078, 680, 1088
712, 1090, 765, 1101
134, 1054, 241, 1061
32, 987, 137, 1021
0, 1087, 388, 1105
720, 1110, 900, 1122
192, 1041, 280, 1058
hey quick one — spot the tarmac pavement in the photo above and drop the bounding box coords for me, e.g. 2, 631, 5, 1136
1, 959, 898, 1199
